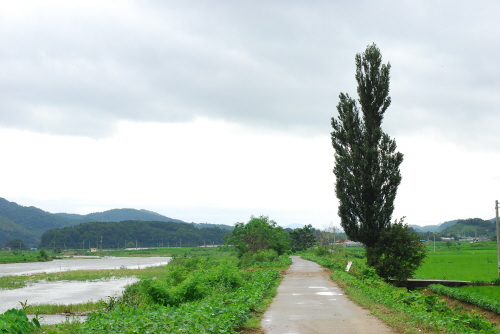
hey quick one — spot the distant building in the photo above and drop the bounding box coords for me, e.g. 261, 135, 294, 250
343, 240, 363, 247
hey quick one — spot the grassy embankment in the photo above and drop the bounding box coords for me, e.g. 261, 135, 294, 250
303, 245, 500, 334
346, 241, 500, 298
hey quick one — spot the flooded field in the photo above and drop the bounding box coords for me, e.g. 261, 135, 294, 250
0, 256, 171, 277
0, 257, 171, 324
0, 277, 138, 313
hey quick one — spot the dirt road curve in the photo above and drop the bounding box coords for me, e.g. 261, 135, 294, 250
261, 256, 394, 334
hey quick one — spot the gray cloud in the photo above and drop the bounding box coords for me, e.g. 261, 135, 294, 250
1, 0, 499, 147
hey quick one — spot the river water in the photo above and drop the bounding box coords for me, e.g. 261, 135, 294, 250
0, 257, 171, 324
0, 256, 171, 277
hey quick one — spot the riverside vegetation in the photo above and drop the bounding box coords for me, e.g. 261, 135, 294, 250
0, 247, 289, 334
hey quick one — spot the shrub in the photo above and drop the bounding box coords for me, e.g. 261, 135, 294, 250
139, 260, 245, 307
371, 222, 427, 282
239, 250, 279, 268
0, 309, 40, 333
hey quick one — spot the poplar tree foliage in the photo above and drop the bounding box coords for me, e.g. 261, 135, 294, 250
331, 44, 404, 266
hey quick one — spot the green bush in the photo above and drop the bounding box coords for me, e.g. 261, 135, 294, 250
314, 246, 331, 257
0, 308, 40, 334
139, 260, 245, 307
239, 250, 278, 268
370, 222, 427, 282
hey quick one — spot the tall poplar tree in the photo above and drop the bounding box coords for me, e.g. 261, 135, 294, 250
331, 44, 404, 266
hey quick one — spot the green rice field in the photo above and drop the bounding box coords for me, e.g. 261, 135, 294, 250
346, 241, 500, 281
414, 242, 498, 281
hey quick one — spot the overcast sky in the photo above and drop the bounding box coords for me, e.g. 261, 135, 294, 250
1, 1, 499, 229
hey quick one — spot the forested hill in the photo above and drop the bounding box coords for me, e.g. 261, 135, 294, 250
56, 208, 186, 225
0, 215, 40, 247
0, 198, 78, 245
409, 220, 459, 232
439, 218, 495, 238
55, 208, 233, 230
40, 220, 230, 249
0, 197, 233, 247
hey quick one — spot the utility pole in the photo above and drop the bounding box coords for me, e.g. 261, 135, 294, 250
496, 200, 499, 277
433, 233, 436, 253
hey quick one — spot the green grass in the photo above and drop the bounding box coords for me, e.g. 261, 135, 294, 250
458, 285, 500, 299
74, 246, 232, 258
414, 245, 498, 281
24, 301, 102, 315
0, 250, 52, 264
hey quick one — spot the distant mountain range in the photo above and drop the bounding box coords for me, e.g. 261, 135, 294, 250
408, 220, 459, 233
409, 218, 496, 236
55, 208, 187, 225
0, 197, 232, 247
1, 196, 496, 247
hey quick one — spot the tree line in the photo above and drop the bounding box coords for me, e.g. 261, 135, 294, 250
39, 220, 231, 249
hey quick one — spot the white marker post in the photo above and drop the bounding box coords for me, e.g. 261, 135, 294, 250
346, 261, 353, 272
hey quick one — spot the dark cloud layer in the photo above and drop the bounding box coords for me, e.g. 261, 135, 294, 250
1, 1, 499, 146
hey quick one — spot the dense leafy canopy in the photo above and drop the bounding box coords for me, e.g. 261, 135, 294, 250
331, 44, 403, 266
225, 216, 290, 256
289, 224, 316, 252
371, 221, 427, 281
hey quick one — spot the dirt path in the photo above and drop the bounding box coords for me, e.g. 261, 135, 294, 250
261, 256, 395, 334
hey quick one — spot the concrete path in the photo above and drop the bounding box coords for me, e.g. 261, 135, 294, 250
261, 256, 394, 334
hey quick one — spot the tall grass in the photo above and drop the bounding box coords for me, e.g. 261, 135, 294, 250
24, 301, 102, 315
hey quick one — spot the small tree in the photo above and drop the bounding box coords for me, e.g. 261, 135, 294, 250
371, 219, 427, 282
4, 238, 28, 250
331, 43, 403, 266
289, 224, 316, 252
225, 216, 290, 257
